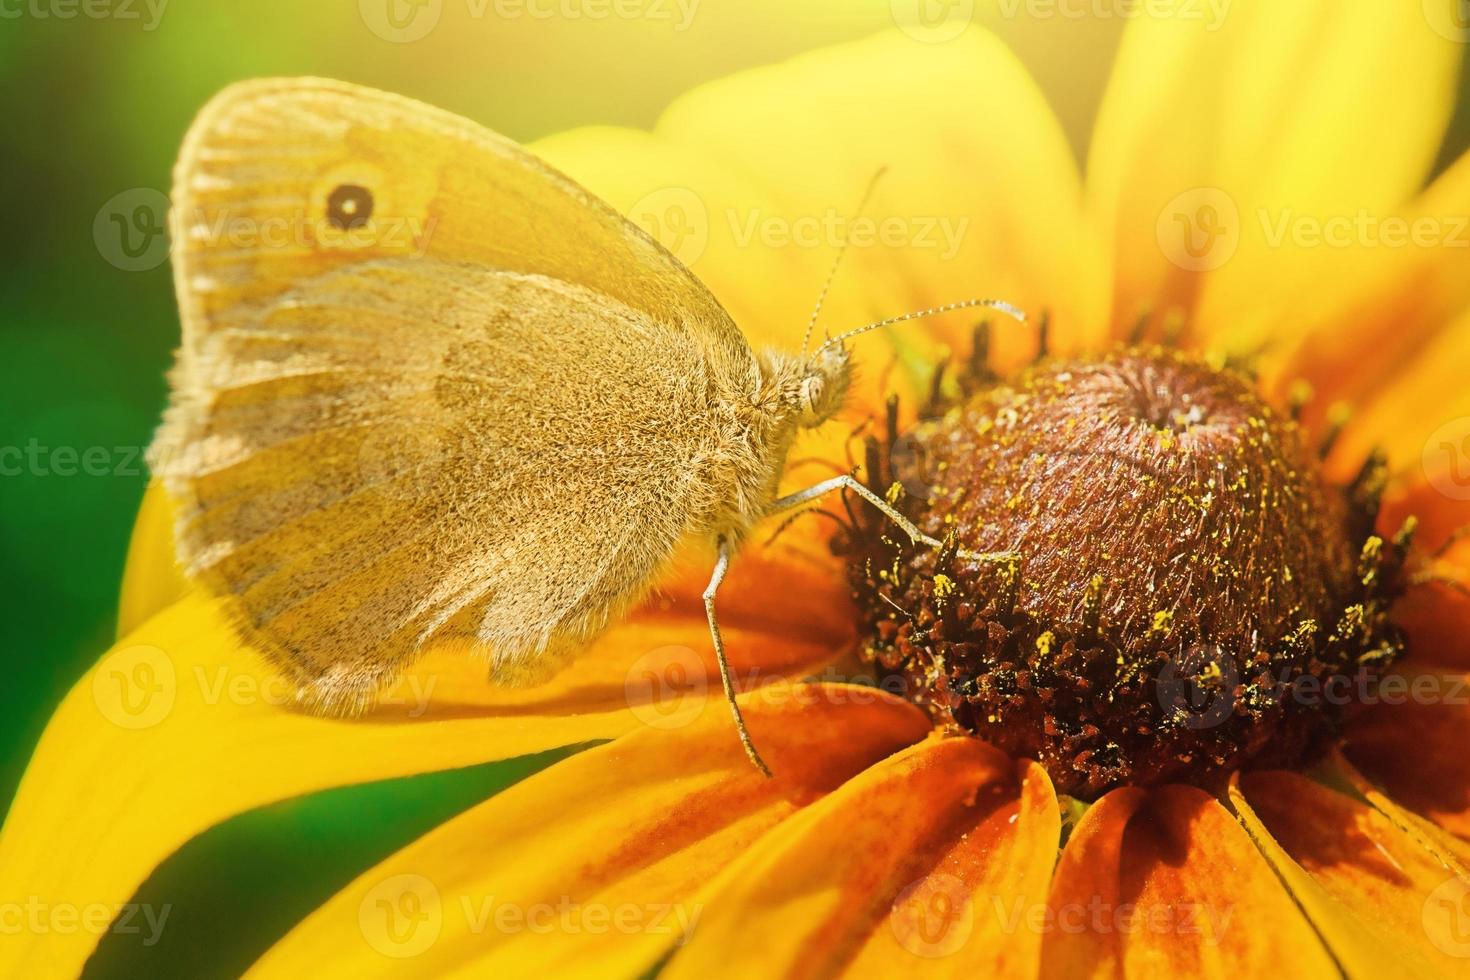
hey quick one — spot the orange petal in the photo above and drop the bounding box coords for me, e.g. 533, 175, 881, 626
1345, 668, 1470, 841
1041, 784, 1336, 978
1277, 150, 1470, 435
1390, 585, 1470, 674
245, 683, 931, 978
1235, 770, 1470, 975
0, 592, 845, 978
1378, 481, 1470, 673
1326, 307, 1470, 477
659, 737, 1060, 979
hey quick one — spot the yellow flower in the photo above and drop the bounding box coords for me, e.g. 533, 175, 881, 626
7, 12, 1470, 978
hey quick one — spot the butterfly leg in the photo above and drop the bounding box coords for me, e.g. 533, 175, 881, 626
770, 474, 1014, 564
704, 537, 773, 778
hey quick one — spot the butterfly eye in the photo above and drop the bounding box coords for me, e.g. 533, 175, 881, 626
326, 184, 374, 230
799, 376, 825, 421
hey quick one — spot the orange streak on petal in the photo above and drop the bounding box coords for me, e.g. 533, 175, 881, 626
245, 684, 931, 979
1237, 770, 1470, 975
1042, 784, 1337, 979
662, 738, 1060, 980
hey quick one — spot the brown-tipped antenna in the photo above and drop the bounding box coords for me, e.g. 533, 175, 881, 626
817, 298, 1027, 354
801, 166, 889, 355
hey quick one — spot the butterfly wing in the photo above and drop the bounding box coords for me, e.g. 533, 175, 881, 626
153, 79, 757, 712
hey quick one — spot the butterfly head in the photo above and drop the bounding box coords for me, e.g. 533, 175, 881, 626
795, 342, 852, 428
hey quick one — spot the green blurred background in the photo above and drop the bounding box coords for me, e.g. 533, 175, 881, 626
1, 2, 1466, 975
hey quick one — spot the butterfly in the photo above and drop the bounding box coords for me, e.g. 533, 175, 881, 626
149, 78, 1020, 773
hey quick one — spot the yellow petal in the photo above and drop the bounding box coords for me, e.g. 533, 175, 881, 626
1270, 150, 1470, 434
1042, 784, 1337, 978
651, 28, 1104, 376
246, 683, 931, 978
1232, 770, 1470, 976
1324, 305, 1470, 475
116, 481, 191, 637
662, 736, 1060, 979
532, 125, 839, 354
1088, 1, 1461, 349
0, 592, 845, 978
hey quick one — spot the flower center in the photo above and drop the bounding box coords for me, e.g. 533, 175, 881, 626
841, 345, 1407, 799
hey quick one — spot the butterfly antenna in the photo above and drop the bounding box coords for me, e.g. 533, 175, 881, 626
818, 299, 1026, 354
801, 166, 889, 355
